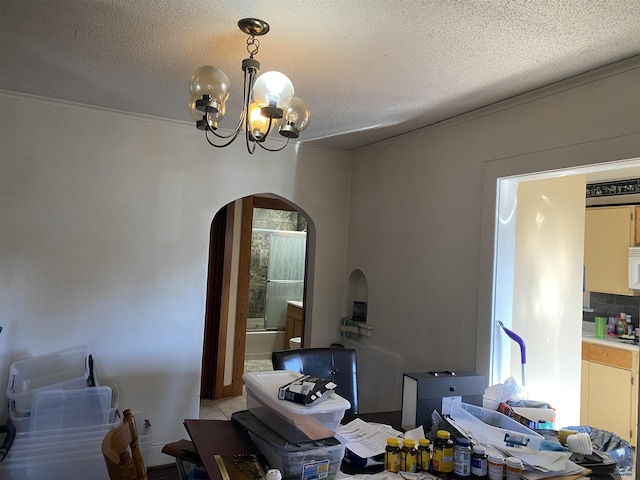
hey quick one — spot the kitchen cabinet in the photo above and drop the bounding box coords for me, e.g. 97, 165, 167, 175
580, 340, 638, 446
584, 205, 638, 295
284, 302, 303, 349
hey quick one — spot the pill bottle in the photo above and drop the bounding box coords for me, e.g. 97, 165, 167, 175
384, 437, 401, 473
471, 445, 488, 479
418, 438, 431, 472
266, 469, 282, 480
401, 438, 418, 472
453, 436, 472, 477
432, 430, 454, 473
505, 456, 523, 480
487, 452, 504, 480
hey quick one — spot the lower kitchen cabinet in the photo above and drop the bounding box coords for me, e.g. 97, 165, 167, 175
580, 341, 638, 446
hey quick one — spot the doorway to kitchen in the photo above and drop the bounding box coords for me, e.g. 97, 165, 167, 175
482, 148, 640, 439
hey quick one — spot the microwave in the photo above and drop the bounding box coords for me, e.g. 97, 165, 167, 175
629, 247, 640, 289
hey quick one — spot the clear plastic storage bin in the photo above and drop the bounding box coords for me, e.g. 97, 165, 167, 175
449, 402, 543, 452
6, 345, 92, 415
0, 413, 152, 480
243, 371, 350, 443
29, 386, 112, 431
233, 410, 345, 480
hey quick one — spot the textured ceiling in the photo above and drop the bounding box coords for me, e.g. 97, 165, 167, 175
1, 1, 640, 151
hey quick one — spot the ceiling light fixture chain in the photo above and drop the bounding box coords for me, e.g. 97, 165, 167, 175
246, 35, 260, 58
187, 18, 310, 155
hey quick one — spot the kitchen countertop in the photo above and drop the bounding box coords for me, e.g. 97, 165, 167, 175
286, 300, 303, 308
582, 322, 638, 352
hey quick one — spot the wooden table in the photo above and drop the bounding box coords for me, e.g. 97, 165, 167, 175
183, 411, 402, 479
183, 418, 259, 480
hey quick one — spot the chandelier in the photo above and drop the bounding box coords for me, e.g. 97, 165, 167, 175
187, 18, 310, 154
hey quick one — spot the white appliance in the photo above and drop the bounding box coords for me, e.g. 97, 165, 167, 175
628, 247, 640, 289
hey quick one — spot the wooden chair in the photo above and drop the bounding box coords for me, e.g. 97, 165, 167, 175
102, 409, 148, 480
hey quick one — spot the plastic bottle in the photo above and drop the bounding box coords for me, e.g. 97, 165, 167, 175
471, 445, 488, 479
432, 430, 454, 474
487, 452, 504, 480
608, 316, 616, 335
454, 436, 472, 477
266, 469, 282, 480
401, 438, 418, 472
505, 456, 523, 480
418, 438, 431, 472
384, 437, 401, 473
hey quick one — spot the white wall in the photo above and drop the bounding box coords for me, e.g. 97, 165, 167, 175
0, 92, 352, 465
348, 58, 640, 412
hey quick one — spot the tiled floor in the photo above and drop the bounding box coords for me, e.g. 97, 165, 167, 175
198, 358, 272, 420
199, 394, 247, 420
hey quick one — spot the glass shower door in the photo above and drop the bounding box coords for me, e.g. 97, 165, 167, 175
265, 233, 306, 330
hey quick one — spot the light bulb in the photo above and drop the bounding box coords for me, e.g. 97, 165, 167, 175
188, 66, 230, 105
248, 102, 276, 140
252, 71, 294, 110
278, 97, 310, 131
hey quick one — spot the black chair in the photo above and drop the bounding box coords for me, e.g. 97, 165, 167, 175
271, 347, 359, 414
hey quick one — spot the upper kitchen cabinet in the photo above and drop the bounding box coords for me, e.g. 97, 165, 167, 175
584, 206, 638, 295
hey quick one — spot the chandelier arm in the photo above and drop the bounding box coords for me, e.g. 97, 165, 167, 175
207, 112, 245, 139
254, 136, 291, 153
204, 126, 243, 148
245, 129, 257, 154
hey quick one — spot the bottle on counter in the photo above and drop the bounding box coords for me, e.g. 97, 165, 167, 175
616, 317, 627, 335
384, 437, 401, 473
626, 315, 634, 335
266, 469, 282, 480
505, 456, 524, 480
470, 445, 488, 479
608, 316, 616, 335
454, 436, 472, 477
401, 438, 418, 473
432, 430, 454, 474
487, 452, 504, 480
418, 438, 431, 472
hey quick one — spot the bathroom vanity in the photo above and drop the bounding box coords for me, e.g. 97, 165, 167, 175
284, 300, 303, 349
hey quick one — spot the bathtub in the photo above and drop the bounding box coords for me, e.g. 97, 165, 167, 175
245, 330, 286, 360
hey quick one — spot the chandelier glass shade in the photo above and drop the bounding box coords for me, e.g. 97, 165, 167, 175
187, 19, 310, 154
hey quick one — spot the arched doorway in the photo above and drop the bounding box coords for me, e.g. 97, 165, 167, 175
200, 194, 313, 399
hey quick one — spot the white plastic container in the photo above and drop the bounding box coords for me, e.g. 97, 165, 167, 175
449, 402, 543, 452
6, 345, 92, 414
243, 371, 350, 443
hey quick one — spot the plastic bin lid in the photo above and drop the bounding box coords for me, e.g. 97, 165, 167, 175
242, 371, 350, 414
231, 410, 341, 451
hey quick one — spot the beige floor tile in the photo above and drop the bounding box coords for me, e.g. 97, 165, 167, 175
199, 395, 247, 420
